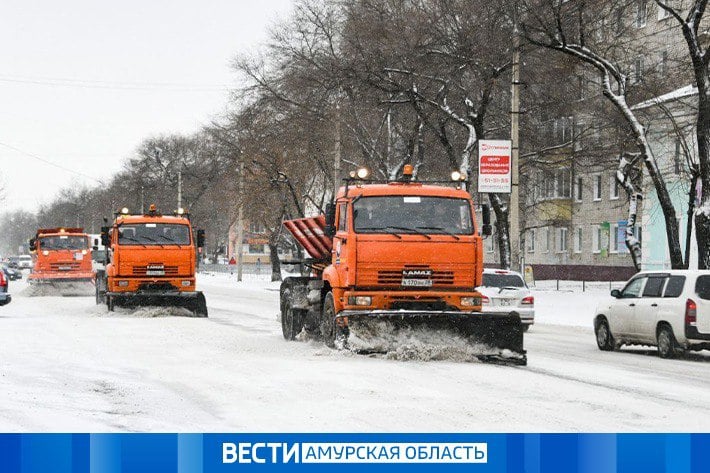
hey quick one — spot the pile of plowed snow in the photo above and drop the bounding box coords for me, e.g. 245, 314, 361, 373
345, 320, 501, 362
104, 306, 197, 318
19, 282, 94, 297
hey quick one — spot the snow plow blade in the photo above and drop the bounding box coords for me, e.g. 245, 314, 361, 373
27, 272, 95, 284
337, 310, 526, 365
105, 291, 208, 317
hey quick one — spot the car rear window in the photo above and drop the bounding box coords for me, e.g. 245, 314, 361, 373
695, 275, 710, 300
643, 277, 666, 297
663, 276, 686, 298
481, 273, 526, 288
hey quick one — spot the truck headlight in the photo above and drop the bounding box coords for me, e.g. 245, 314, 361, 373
461, 297, 481, 307
43, 250, 49, 256
181, 280, 192, 287
117, 280, 129, 287
348, 296, 372, 306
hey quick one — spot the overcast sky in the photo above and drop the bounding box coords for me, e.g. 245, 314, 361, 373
0, 0, 294, 212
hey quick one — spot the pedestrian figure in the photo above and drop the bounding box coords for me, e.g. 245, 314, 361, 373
256, 257, 262, 275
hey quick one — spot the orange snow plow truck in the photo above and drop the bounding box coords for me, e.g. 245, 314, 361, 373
279, 165, 526, 365
95, 205, 207, 316
28, 228, 95, 285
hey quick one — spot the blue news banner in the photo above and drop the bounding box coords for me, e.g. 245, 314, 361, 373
0, 433, 707, 472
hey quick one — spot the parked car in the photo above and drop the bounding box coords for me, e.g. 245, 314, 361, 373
1, 265, 22, 281
6, 256, 19, 269
17, 255, 32, 270
0, 269, 11, 306
594, 270, 710, 358
477, 268, 534, 330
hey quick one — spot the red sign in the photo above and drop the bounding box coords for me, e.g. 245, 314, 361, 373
478, 140, 512, 193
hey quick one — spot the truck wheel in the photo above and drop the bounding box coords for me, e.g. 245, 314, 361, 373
595, 317, 614, 351
657, 325, 680, 359
193, 292, 208, 318
281, 296, 303, 341
321, 292, 336, 348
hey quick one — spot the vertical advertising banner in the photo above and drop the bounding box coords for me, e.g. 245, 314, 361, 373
478, 140, 512, 194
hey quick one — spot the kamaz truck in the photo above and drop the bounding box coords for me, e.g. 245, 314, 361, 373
279, 165, 526, 364
95, 205, 208, 316
28, 228, 95, 287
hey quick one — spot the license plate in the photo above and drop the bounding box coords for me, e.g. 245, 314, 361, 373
58, 266, 72, 271
401, 278, 433, 287
499, 299, 511, 306
146, 270, 165, 276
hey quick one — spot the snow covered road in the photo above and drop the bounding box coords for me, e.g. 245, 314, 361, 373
1, 273, 710, 432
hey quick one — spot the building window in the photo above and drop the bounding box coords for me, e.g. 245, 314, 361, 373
557, 227, 568, 253
248, 244, 265, 254
249, 222, 265, 234
636, 0, 647, 27
575, 177, 583, 202
592, 225, 601, 253
527, 229, 535, 253
542, 168, 572, 199
674, 140, 683, 174
593, 174, 602, 201
558, 169, 571, 198
574, 227, 583, 253
611, 223, 620, 253
610, 173, 620, 199
544, 227, 551, 253
634, 56, 644, 83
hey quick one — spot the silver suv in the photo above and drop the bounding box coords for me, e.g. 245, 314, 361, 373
594, 270, 710, 358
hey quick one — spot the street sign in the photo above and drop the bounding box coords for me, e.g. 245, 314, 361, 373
478, 140, 512, 193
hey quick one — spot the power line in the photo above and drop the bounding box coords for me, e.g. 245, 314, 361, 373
0, 75, 232, 91
0, 141, 103, 183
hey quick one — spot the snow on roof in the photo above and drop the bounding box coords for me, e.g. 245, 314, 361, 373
631, 84, 698, 110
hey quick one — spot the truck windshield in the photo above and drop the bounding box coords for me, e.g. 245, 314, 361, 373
353, 196, 473, 235
39, 235, 88, 251
118, 224, 191, 246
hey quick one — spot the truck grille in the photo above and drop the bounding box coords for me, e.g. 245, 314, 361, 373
378, 266, 455, 286
132, 264, 179, 276
50, 262, 80, 271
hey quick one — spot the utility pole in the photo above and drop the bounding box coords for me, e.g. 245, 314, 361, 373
177, 171, 182, 209
334, 100, 342, 197
510, 21, 522, 273
236, 161, 245, 282
140, 186, 145, 214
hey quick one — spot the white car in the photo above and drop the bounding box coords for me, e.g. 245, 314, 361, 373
477, 268, 534, 330
593, 270, 710, 358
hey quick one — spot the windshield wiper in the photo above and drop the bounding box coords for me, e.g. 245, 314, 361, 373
119, 236, 148, 248
357, 226, 402, 239
416, 226, 460, 240
156, 235, 184, 247
386, 226, 431, 240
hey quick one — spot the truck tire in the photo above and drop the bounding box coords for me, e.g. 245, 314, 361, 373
106, 295, 115, 312
320, 292, 336, 348
281, 293, 304, 340
192, 292, 208, 317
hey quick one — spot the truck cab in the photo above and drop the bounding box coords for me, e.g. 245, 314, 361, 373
96, 205, 207, 316
325, 182, 484, 315
28, 228, 95, 284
